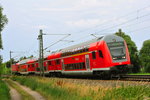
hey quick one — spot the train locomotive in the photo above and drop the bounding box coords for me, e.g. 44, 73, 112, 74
11, 34, 131, 79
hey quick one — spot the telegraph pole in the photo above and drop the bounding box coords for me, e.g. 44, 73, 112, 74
10, 51, 12, 75
38, 30, 44, 76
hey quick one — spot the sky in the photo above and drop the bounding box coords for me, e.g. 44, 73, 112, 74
1, 0, 150, 62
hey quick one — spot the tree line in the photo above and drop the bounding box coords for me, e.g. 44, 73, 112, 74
0, 5, 150, 74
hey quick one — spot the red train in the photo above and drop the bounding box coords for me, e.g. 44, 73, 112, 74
12, 34, 130, 78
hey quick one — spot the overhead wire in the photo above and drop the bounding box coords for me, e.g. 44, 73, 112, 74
72, 5, 150, 34
11, 4, 150, 61
95, 13, 150, 34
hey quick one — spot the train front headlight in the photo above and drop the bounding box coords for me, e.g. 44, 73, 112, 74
122, 56, 126, 59
113, 57, 117, 60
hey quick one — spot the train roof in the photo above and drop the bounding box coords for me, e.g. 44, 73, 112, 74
18, 58, 37, 64
58, 34, 124, 52
59, 36, 104, 52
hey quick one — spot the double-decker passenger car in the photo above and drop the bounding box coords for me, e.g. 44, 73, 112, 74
11, 63, 19, 74
12, 34, 130, 78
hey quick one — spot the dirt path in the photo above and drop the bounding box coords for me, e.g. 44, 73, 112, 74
5, 83, 22, 100
12, 80, 46, 100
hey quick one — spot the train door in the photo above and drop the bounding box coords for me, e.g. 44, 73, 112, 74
61, 59, 64, 71
43, 62, 47, 71
85, 55, 90, 71
89, 51, 97, 69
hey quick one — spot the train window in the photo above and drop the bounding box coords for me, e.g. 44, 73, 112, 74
56, 60, 60, 65
48, 61, 52, 66
98, 50, 103, 58
82, 62, 85, 69
80, 63, 82, 69
85, 48, 89, 52
32, 64, 34, 67
28, 65, 30, 68
92, 51, 96, 59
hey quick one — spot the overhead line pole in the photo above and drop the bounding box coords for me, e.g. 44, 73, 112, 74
38, 30, 44, 77
10, 51, 12, 75
37, 30, 71, 77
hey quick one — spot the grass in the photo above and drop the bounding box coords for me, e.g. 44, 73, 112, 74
0, 79, 10, 100
102, 85, 150, 100
11, 76, 150, 100
5, 79, 35, 100
11, 76, 91, 100
129, 73, 150, 75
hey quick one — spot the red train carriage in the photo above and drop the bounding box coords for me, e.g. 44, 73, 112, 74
45, 34, 130, 78
17, 58, 36, 75
17, 59, 29, 74
46, 53, 62, 76
11, 63, 19, 74
12, 34, 130, 78
26, 59, 36, 74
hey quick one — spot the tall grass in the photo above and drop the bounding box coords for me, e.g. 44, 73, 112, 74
11, 76, 90, 100
102, 85, 150, 100
0, 80, 10, 100
11, 76, 150, 100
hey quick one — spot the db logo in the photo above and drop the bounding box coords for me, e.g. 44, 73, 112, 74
119, 62, 122, 64
75, 58, 79, 61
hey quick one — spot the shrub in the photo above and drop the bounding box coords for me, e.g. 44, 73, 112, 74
0, 80, 10, 100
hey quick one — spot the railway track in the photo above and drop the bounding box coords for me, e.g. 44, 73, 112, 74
2, 74, 150, 82
120, 75, 150, 81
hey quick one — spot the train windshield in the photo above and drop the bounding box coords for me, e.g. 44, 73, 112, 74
107, 42, 126, 61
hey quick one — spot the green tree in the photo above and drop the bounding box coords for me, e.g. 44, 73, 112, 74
0, 6, 8, 49
0, 5, 8, 66
5, 58, 17, 68
0, 63, 11, 76
115, 29, 141, 73
19, 56, 27, 61
140, 40, 150, 72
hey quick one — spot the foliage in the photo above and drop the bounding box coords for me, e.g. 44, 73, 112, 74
140, 40, 150, 72
0, 63, 11, 76
115, 29, 141, 73
129, 73, 150, 75
5, 58, 18, 68
103, 85, 150, 100
11, 76, 150, 100
0, 55, 2, 64
11, 76, 90, 100
19, 56, 27, 61
0, 80, 10, 100
0, 6, 8, 49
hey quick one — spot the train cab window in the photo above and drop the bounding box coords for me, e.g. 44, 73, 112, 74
98, 50, 103, 58
92, 51, 96, 59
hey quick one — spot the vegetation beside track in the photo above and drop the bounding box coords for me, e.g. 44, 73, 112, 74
129, 73, 150, 75
0, 79, 10, 100
5, 79, 35, 100
11, 76, 150, 100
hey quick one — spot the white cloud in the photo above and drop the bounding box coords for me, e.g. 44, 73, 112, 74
33, 25, 48, 29
38, 0, 112, 12
66, 19, 107, 28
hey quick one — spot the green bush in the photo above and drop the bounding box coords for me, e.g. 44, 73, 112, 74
0, 80, 10, 100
